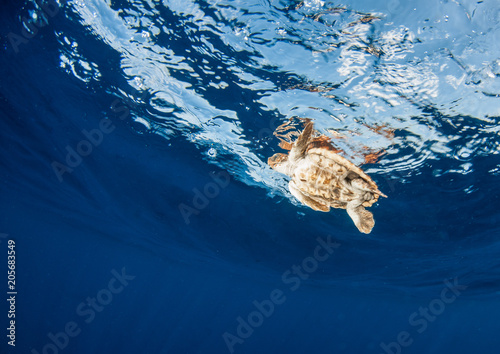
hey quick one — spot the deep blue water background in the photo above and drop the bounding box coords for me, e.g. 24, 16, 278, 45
1, 0, 500, 353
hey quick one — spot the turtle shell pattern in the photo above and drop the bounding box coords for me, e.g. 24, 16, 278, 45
292, 147, 381, 209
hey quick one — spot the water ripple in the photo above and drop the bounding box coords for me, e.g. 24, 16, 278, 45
64, 0, 500, 199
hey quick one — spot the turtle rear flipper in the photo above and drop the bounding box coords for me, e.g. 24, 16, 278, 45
346, 203, 375, 234
289, 181, 329, 212
350, 177, 388, 198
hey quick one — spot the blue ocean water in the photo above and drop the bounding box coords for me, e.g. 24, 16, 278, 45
1, 0, 500, 353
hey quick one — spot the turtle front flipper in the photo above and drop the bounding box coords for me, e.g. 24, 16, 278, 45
289, 121, 313, 162
346, 202, 375, 234
289, 181, 329, 212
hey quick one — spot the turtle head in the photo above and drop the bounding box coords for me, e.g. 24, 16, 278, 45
268, 153, 289, 174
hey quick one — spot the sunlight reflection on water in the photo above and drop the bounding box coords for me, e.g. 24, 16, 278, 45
63, 0, 500, 198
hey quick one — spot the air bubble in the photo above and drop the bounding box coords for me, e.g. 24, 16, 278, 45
208, 147, 217, 158
134, 77, 144, 88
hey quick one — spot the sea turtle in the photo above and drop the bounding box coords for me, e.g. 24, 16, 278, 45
268, 121, 387, 234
